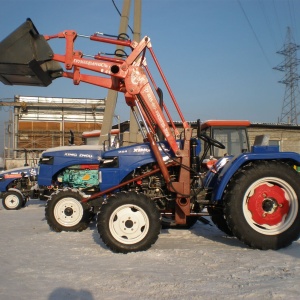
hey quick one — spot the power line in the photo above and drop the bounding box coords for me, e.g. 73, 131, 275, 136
111, 0, 134, 34
258, 0, 279, 50
287, 0, 299, 43
237, 0, 272, 68
272, 0, 284, 44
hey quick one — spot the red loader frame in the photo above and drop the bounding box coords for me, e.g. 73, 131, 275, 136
44, 28, 192, 224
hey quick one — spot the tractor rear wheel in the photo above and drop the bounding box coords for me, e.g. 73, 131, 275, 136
97, 191, 161, 253
224, 161, 300, 250
45, 188, 92, 232
2, 191, 24, 210
210, 213, 233, 236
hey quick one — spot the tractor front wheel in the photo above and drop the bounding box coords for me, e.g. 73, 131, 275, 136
45, 188, 92, 232
2, 191, 25, 210
97, 191, 161, 253
224, 161, 300, 250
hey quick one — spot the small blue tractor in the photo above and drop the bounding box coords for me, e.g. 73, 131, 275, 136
0, 166, 39, 209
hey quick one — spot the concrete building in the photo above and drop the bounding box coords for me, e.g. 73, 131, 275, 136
3, 95, 300, 170
248, 123, 300, 153
112, 120, 300, 153
4, 95, 105, 169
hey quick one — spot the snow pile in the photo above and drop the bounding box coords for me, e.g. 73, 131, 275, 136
0, 200, 299, 299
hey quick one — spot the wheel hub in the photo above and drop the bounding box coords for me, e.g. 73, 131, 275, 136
53, 197, 84, 227
5, 194, 20, 209
119, 213, 141, 235
64, 207, 74, 216
125, 219, 134, 228
262, 198, 278, 214
247, 183, 290, 226
109, 205, 148, 244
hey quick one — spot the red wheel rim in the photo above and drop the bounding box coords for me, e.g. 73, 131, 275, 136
247, 183, 290, 226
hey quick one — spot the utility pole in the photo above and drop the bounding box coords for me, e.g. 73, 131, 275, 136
128, 0, 142, 144
99, 0, 132, 146
274, 27, 300, 124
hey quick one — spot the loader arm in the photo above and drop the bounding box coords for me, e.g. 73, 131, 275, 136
0, 19, 193, 222
46, 31, 183, 150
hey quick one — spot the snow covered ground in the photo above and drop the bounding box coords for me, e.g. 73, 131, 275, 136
0, 199, 299, 300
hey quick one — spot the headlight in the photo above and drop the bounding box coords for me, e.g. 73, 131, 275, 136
39, 156, 54, 165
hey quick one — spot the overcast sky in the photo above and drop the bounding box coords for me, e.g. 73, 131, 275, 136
0, 0, 300, 154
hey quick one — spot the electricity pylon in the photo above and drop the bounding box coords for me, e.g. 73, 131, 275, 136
274, 27, 300, 124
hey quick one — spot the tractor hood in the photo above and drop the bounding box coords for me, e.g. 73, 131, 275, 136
42, 145, 103, 158
38, 145, 103, 186
40, 145, 103, 167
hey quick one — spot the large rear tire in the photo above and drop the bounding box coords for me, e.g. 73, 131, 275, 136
2, 191, 24, 210
45, 188, 92, 232
97, 191, 161, 253
224, 161, 300, 250
209, 211, 233, 236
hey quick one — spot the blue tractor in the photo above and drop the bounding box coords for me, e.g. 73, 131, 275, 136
0, 166, 39, 210
1, 19, 300, 253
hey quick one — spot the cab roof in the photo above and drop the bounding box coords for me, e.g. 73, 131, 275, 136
201, 120, 251, 129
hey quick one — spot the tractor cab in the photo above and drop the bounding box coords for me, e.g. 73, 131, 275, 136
200, 120, 250, 168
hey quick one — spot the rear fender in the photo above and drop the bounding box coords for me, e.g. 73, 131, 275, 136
0, 177, 16, 192
207, 149, 300, 202
6, 188, 25, 200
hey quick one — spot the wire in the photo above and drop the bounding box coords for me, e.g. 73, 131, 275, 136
237, 0, 273, 68
258, 0, 279, 50
1, 106, 12, 113
272, 0, 284, 44
111, 0, 134, 34
288, 0, 299, 43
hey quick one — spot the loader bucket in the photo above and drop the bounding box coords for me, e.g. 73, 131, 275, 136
0, 18, 62, 87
